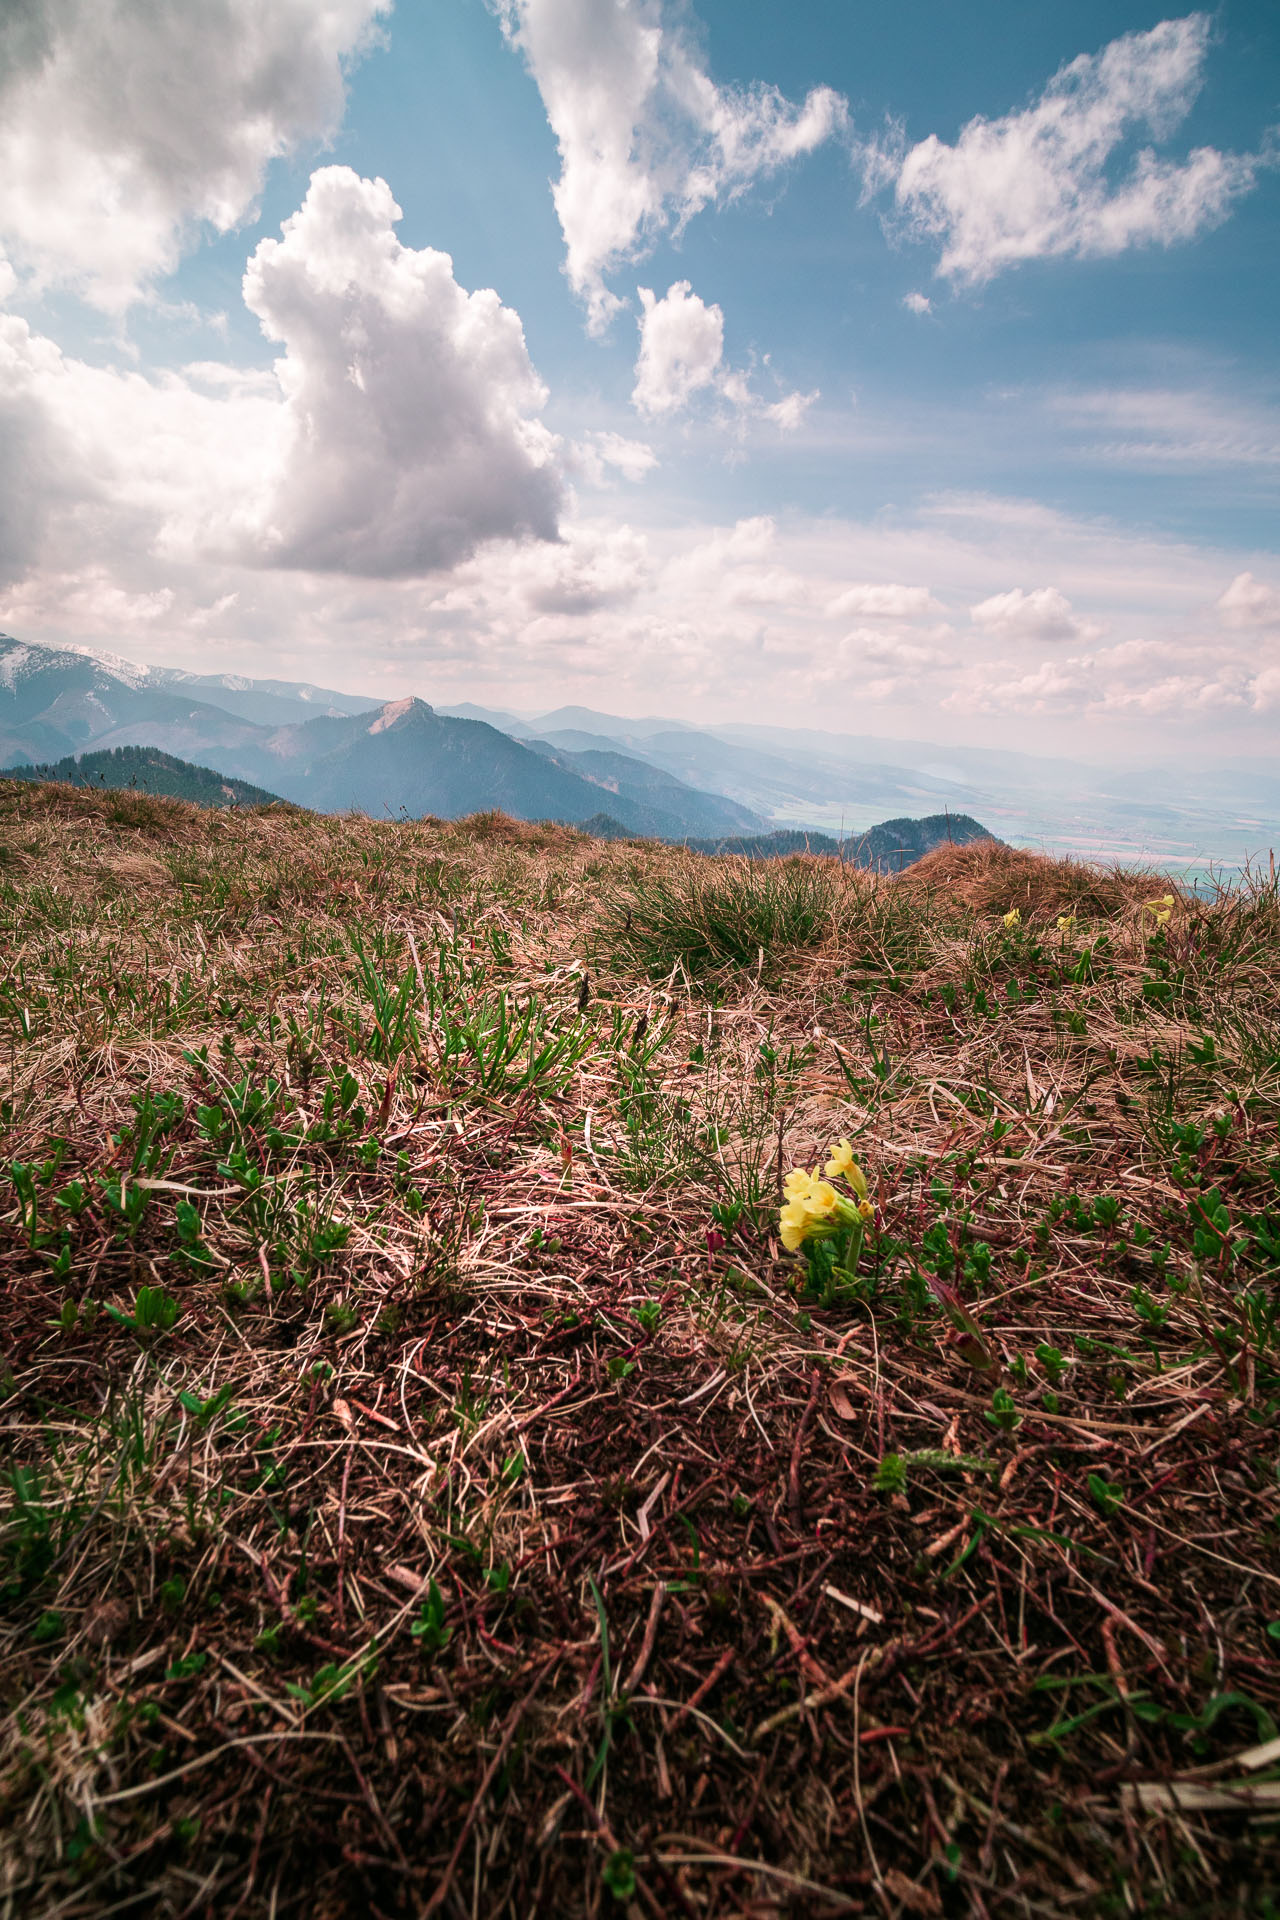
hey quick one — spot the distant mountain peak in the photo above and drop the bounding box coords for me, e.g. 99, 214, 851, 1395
368, 696, 433, 733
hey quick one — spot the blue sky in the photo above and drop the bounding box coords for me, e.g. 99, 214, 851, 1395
1, 0, 1278, 757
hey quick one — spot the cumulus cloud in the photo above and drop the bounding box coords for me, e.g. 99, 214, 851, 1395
867, 14, 1262, 285
902, 292, 932, 315
494, 0, 844, 331
239, 168, 563, 575
0, 168, 564, 585
827, 582, 941, 620
632, 280, 815, 427
946, 629, 1270, 718
632, 281, 724, 415
0, 0, 386, 309
513, 522, 650, 615
970, 586, 1102, 644
945, 655, 1097, 714
1218, 571, 1280, 629
0, 298, 279, 579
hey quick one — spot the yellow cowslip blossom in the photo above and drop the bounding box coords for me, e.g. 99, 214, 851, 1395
780, 1199, 811, 1252
1143, 892, 1175, 927
1003, 908, 1021, 929
778, 1157, 872, 1252
1057, 913, 1076, 932
824, 1138, 869, 1200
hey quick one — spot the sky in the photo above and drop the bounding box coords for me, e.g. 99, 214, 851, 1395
0, 0, 1278, 760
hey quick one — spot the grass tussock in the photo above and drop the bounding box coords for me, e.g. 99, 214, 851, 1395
2, 779, 1280, 1918
902, 835, 1172, 920
609, 850, 840, 981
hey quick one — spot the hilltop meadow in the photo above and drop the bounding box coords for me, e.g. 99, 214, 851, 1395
1, 778, 1279, 1918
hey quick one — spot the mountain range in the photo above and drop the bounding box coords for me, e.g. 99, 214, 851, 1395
0, 636, 759, 840
4, 633, 1276, 871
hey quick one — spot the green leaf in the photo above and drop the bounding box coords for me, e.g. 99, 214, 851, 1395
602, 1849, 637, 1902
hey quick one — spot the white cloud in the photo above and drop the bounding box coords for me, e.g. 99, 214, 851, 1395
632, 281, 724, 415
761, 388, 819, 433
945, 655, 1097, 714
0, 168, 564, 585
1218, 571, 1280, 630
239, 168, 563, 575
868, 14, 1262, 285
0, 0, 386, 310
572, 431, 658, 485
1092, 636, 1251, 712
970, 585, 1102, 644
494, 0, 845, 332
507, 522, 651, 615
827, 582, 941, 620
845, 629, 954, 670
902, 292, 932, 315
632, 280, 816, 427
721, 566, 809, 608
945, 628, 1270, 719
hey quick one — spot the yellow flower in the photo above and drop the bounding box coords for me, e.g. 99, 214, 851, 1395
778, 1161, 875, 1255
779, 1200, 810, 1252
1143, 893, 1175, 926
1057, 913, 1076, 932
824, 1138, 869, 1200
1003, 908, 1021, 929
804, 1180, 839, 1218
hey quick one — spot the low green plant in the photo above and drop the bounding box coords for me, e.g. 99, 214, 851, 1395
285, 1645, 377, 1711
1088, 1473, 1125, 1518
611, 856, 837, 981
106, 1285, 180, 1337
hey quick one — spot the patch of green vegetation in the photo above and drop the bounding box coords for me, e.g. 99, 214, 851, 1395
608, 855, 838, 981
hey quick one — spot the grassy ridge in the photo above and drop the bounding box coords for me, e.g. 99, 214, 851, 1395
1, 778, 1279, 1917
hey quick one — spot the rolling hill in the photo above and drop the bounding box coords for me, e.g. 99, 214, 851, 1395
682, 812, 995, 867
6, 745, 285, 809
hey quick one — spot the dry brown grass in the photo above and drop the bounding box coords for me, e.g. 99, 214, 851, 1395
901, 836, 1173, 921
1, 780, 1279, 1918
